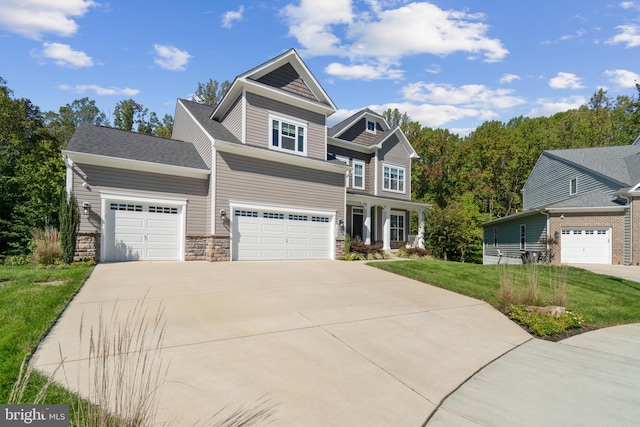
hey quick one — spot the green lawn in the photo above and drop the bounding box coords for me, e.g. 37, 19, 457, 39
0, 264, 94, 404
371, 260, 640, 328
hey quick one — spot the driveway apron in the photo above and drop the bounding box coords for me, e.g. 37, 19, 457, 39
33, 261, 530, 426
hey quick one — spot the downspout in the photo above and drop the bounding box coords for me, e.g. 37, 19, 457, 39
541, 210, 550, 262
621, 194, 631, 265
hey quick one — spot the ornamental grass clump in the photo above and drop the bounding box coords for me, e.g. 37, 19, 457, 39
30, 226, 62, 265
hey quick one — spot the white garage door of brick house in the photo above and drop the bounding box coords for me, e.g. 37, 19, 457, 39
232, 207, 333, 261
102, 197, 185, 262
561, 227, 611, 264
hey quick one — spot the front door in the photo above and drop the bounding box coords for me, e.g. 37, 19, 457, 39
352, 207, 364, 240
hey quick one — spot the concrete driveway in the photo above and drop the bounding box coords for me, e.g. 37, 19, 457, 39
571, 263, 640, 283
33, 261, 530, 426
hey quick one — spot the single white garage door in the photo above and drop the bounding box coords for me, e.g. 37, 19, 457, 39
232, 208, 332, 260
561, 227, 611, 264
104, 201, 183, 262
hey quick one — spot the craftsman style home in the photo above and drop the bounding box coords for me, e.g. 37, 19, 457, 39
63, 49, 428, 262
483, 137, 640, 265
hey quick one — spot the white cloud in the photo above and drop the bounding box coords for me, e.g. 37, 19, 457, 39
401, 82, 526, 110
59, 84, 139, 96
222, 6, 244, 28
36, 42, 93, 68
153, 44, 192, 71
499, 73, 520, 84
607, 25, 640, 47
605, 69, 640, 87
426, 64, 442, 74
549, 72, 584, 89
528, 96, 587, 117
282, 0, 508, 79
325, 61, 403, 80
0, 0, 96, 39
620, 2, 635, 9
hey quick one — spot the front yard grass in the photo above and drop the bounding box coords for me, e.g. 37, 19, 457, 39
0, 264, 94, 404
370, 260, 640, 329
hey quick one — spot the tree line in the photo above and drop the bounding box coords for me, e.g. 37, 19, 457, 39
385, 85, 640, 263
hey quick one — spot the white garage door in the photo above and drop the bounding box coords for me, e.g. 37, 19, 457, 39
232, 208, 332, 260
104, 201, 183, 262
561, 228, 611, 264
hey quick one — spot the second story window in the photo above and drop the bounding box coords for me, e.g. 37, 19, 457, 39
270, 116, 306, 155
570, 178, 577, 195
366, 119, 376, 134
383, 164, 405, 193
352, 160, 365, 189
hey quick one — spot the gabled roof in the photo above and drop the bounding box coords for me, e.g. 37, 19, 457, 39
64, 123, 208, 172
178, 99, 241, 144
328, 108, 389, 139
212, 49, 337, 120
544, 145, 640, 187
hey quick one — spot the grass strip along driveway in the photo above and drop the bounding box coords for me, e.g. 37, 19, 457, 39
0, 264, 94, 404
371, 260, 640, 329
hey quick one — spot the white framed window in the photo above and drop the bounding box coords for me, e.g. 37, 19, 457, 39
570, 178, 577, 195
366, 119, 376, 134
352, 160, 365, 189
383, 164, 405, 193
270, 115, 307, 156
520, 224, 526, 250
390, 211, 405, 242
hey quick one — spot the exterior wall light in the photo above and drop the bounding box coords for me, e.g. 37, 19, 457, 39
220, 209, 227, 217
82, 202, 91, 215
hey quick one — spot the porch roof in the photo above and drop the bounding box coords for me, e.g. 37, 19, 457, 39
347, 193, 430, 212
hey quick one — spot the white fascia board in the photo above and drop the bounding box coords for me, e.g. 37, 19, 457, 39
328, 137, 377, 154
214, 140, 350, 174
346, 193, 430, 211
62, 150, 210, 179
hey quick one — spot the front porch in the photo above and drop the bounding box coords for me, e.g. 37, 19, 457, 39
346, 193, 430, 251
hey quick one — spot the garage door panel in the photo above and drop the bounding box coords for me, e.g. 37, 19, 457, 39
105, 201, 183, 262
561, 228, 610, 264
234, 207, 333, 261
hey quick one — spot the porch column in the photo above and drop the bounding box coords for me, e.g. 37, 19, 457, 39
383, 205, 391, 250
363, 202, 372, 245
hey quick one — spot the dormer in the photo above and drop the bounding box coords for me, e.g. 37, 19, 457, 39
210, 49, 336, 162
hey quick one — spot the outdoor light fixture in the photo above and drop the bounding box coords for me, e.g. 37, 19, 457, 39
82, 202, 91, 215
338, 218, 344, 226
220, 209, 227, 217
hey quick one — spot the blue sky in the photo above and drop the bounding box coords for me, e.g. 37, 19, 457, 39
1, 0, 639, 135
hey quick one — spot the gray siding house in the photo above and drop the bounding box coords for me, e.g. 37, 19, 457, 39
63, 49, 428, 262
483, 142, 640, 265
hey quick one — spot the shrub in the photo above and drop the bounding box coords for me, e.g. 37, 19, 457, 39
59, 191, 80, 265
397, 247, 432, 258
350, 237, 383, 256
30, 227, 62, 265
2, 254, 31, 266
344, 233, 351, 254
507, 304, 588, 337
340, 253, 364, 261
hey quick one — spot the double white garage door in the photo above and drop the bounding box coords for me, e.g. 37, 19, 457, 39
232, 208, 333, 260
561, 227, 611, 264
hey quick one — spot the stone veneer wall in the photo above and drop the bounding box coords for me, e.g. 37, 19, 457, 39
548, 211, 625, 265
75, 233, 100, 262
185, 235, 230, 261
335, 238, 345, 259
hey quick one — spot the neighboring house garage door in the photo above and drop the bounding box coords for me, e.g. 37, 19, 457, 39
103, 199, 185, 262
561, 227, 611, 264
232, 208, 333, 260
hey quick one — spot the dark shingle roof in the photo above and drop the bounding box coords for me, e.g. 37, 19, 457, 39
179, 99, 242, 144
545, 190, 626, 209
547, 145, 640, 186
65, 123, 208, 170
